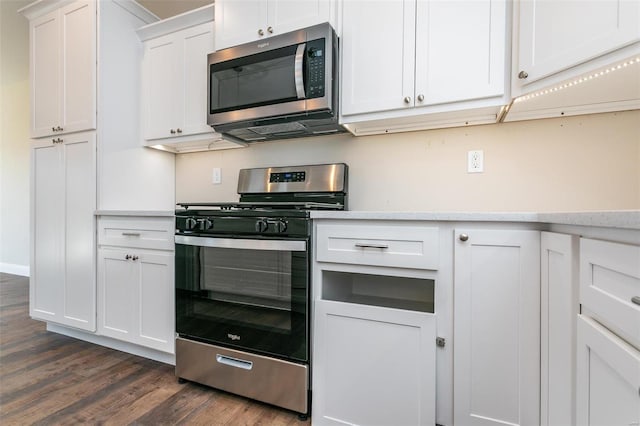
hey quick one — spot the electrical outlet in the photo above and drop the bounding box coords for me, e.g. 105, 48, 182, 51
212, 168, 221, 184
468, 150, 484, 173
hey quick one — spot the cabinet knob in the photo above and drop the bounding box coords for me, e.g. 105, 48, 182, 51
459, 233, 469, 242
125, 254, 132, 260
52, 127, 56, 132
52, 138, 63, 144
57, 126, 63, 131
170, 129, 176, 134
132, 255, 139, 261
518, 70, 529, 79
267, 26, 273, 34
176, 128, 182, 133
258, 28, 264, 36
417, 94, 424, 102
404, 96, 411, 104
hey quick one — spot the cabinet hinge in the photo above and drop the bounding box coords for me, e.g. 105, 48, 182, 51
436, 337, 445, 347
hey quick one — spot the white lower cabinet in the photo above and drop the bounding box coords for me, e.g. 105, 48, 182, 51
30, 132, 96, 332
313, 299, 435, 426
97, 216, 175, 354
453, 229, 541, 426
576, 315, 640, 426
540, 232, 579, 426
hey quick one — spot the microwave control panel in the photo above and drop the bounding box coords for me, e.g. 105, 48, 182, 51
306, 38, 325, 99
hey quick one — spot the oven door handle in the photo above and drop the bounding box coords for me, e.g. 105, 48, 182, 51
294, 43, 306, 99
175, 235, 307, 252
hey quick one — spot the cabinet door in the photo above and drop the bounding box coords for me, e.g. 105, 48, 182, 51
31, 133, 96, 331
138, 252, 175, 353
143, 33, 180, 140
454, 229, 540, 426
62, 133, 96, 331
541, 232, 579, 426
214, 0, 266, 50
59, 1, 96, 135
98, 248, 136, 340
517, 0, 640, 85
31, 140, 64, 321
30, 9, 60, 138
179, 22, 216, 138
414, 0, 506, 106
312, 300, 435, 426
340, 0, 416, 115
267, 0, 331, 37
576, 315, 640, 426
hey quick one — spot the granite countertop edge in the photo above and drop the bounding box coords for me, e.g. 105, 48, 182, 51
310, 210, 640, 229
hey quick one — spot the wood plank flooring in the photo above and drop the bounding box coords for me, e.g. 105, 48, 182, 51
0, 273, 311, 425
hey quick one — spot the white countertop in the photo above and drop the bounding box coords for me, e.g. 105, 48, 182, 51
95, 210, 175, 217
311, 210, 640, 229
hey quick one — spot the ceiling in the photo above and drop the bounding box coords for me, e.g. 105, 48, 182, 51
137, 0, 214, 19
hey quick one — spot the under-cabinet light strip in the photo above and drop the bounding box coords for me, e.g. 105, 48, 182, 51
514, 57, 640, 103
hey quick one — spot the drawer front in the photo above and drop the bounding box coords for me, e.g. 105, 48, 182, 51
98, 216, 174, 250
316, 223, 439, 270
580, 238, 640, 349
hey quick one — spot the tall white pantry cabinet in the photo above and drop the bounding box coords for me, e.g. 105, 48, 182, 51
21, 0, 174, 333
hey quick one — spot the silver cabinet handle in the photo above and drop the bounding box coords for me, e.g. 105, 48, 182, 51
57, 126, 63, 131
132, 255, 139, 261
121, 232, 141, 237
267, 26, 273, 34
52, 138, 63, 144
258, 28, 264, 36
125, 254, 132, 260
52, 127, 56, 132
404, 96, 411, 104
518, 70, 528, 79
632, 296, 640, 306
294, 43, 306, 99
355, 243, 389, 249
216, 354, 253, 370
459, 233, 469, 242
176, 128, 182, 133
170, 129, 176, 134
417, 94, 424, 102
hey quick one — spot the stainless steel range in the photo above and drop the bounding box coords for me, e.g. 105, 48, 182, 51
174, 163, 347, 418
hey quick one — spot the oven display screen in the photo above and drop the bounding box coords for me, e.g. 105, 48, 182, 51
269, 171, 306, 183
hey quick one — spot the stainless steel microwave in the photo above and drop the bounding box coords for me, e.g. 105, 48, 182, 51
207, 23, 345, 143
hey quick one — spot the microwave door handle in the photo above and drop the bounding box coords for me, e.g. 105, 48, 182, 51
294, 43, 306, 99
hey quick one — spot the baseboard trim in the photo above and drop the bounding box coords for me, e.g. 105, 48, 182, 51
0, 263, 30, 277
46, 323, 176, 366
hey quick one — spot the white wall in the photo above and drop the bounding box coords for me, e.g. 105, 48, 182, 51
176, 110, 640, 212
0, 0, 30, 276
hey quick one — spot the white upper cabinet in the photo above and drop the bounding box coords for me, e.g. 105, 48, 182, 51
28, 0, 96, 138
340, 0, 508, 134
515, 0, 640, 90
141, 21, 215, 141
214, 0, 334, 50
506, 0, 640, 121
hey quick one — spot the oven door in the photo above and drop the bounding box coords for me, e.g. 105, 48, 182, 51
175, 235, 309, 363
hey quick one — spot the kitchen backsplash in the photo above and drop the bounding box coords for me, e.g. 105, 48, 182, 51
176, 110, 640, 212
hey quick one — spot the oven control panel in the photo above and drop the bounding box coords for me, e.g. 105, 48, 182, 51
176, 215, 308, 237
269, 171, 306, 183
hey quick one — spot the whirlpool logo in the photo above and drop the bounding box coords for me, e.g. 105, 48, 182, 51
227, 333, 241, 341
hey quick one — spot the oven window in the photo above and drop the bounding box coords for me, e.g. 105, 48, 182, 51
209, 45, 299, 114
175, 241, 308, 362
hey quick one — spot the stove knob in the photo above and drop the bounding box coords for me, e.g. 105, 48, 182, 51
198, 218, 213, 231
274, 220, 288, 233
255, 219, 269, 233
185, 217, 197, 230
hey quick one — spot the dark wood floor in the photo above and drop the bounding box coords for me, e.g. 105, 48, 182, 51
0, 273, 310, 425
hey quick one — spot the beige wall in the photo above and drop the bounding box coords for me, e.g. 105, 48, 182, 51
0, 0, 30, 275
176, 110, 640, 212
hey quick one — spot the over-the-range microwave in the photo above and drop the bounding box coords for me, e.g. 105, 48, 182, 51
207, 23, 345, 143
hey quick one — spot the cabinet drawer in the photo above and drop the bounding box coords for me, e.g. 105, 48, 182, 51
580, 238, 640, 349
316, 223, 438, 270
98, 216, 174, 250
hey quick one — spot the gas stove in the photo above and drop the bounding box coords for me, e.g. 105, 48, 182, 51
175, 163, 347, 237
